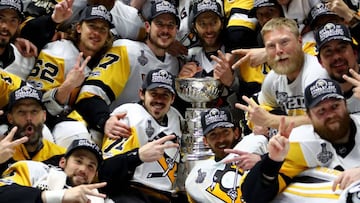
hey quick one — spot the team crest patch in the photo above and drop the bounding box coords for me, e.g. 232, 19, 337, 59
138, 50, 148, 66
317, 143, 333, 165
276, 91, 288, 104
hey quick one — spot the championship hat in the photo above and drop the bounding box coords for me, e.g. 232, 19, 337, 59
148, 1, 180, 26
201, 108, 234, 135
304, 78, 344, 109
0, 0, 23, 19
65, 139, 103, 165
79, 5, 114, 28
142, 69, 176, 94
248, 0, 280, 18
306, 2, 338, 29
315, 23, 353, 52
193, 0, 223, 21
8, 86, 44, 111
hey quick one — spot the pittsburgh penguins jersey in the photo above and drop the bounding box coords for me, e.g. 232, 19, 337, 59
185, 134, 268, 203
272, 167, 351, 203
224, 0, 257, 30
0, 160, 105, 203
27, 39, 92, 91
0, 69, 24, 109
76, 39, 179, 111
0, 139, 65, 175
187, 45, 225, 75
2, 44, 35, 81
110, 1, 146, 40
347, 94, 360, 114
102, 103, 182, 193
258, 54, 328, 116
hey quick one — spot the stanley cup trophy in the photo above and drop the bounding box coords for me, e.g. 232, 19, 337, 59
174, 77, 224, 191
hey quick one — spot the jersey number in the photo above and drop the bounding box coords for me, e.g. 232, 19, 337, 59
29, 60, 59, 83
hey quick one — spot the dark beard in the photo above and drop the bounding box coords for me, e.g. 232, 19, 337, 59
314, 114, 351, 143
13, 122, 43, 145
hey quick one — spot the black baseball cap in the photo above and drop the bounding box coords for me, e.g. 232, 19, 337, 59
248, 0, 280, 18
0, 0, 23, 19
315, 23, 353, 52
304, 78, 344, 109
193, 0, 223, 21
142, 69, 176, 94
306, 2, 338, 29
8, 86, 44, 111
148, 1, 180, 26
201, 108, 234, 135
65, 139, 103, 166
79, 5, 114, 28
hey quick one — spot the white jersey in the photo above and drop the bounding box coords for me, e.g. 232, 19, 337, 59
280, 0, 321, 33
270, 114, 360, 203
346, 94, 360, 114
110, 1, 145, 40
3, 44, 35, 80
185, 134, 268, 203
0, 160, 105, 203
187, 45, 226, 74
108, 39, 179, 109
102, 103, 183, 192
258, 54, 328, 116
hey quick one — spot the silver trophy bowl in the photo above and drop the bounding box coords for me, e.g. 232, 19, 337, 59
175, 77, 224, 108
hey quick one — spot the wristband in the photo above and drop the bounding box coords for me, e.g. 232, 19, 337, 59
44, 190, 65, 203
42, 88, 65, 116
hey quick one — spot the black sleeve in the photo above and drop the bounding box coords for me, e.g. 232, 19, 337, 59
241, 154, 283, 203
98, 148, 143, 196
224, 26, 259, 52
74, 96, 110, 133
20, 15, 57, 50
350, 25, 360, 46
0, 184, 43, 203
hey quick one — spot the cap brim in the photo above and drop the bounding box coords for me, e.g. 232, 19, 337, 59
146, 83, 175, 94
82, 16, 115, 29
151, 12, 180, 26
317, 36, 353, 51
307, 94, 344, 108
203, 122, 234, 135
0, 6, 23, 20
66, 146, 103, 165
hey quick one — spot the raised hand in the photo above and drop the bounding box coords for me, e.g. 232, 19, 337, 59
231, 47, 267, 69
235, 95, 272, 127
62, 182, 107, 203
0, 126, 28, 164
104, 112, 131, 139
139, 134, 179, 162
52, 0, 74, 24
211, 51, 235, 87
223, 149, 261, 170
268, 117, 294, 162
343, 69, 360, 100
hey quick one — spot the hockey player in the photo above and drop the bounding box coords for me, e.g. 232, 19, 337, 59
185, 107, 268, 203
235, 17, 328, 129
68, 1, 180, 141
0, 85, 66, 174
0, 0, 35, 80
101, 69, 183, 202
242, 78, 360, 203
26, 4, 114, 147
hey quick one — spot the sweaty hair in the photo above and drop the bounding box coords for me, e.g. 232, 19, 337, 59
261, 17, 300, 38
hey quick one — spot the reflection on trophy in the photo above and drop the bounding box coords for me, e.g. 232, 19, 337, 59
175, 77, 224, 190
